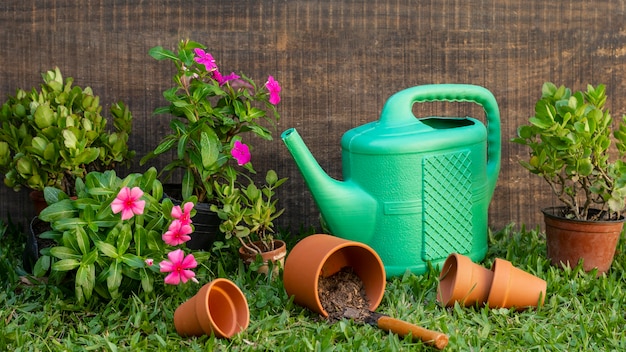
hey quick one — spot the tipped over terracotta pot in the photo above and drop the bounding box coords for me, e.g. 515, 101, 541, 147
437, 253, 547, 310
283, 234, 386, 317
174, 278, 249, 338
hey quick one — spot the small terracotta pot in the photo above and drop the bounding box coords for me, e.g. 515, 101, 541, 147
174, 279, 249, 338
437, 252, 494, 307
487, 258, 547, 310
238, 240, 287, 275
543, 207, 624, 274
29, 190, 47, 214
437, 253, 547, 310
283, 234, 386, 317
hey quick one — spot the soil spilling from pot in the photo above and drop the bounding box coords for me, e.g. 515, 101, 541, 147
318, 267, 371, 323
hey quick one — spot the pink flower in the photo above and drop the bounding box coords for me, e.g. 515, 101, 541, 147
111, 187, 146, 220
160, 249, 198, 285
162, 220, 193, 246
231, 140, 251, 165
265, 75, 281, 105
213, 69, 240, 86
145, 258, 154, 266
171, 202, 194, 226
193, 48, 217, 71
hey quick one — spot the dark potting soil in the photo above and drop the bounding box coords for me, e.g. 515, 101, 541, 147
318, 267, 371, 323
32, 219, 55, 249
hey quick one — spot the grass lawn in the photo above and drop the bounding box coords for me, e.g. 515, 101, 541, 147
2, 216, 626, 351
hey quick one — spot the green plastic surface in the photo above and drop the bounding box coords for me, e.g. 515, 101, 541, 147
282, 84, 501, 277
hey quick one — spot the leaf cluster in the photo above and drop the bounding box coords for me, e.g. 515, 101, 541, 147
33, 167, 207, 304
210, 168, 287, 254
0, 67, 135, 194
512, 82, 626, 220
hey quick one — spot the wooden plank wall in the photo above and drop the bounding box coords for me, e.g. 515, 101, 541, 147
1, 0, 626, 233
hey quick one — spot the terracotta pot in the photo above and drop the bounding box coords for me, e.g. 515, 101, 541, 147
437, 252, 494, 307
173, 279, 249, 338
487, 258, 547, 310
238, 240, 287, 275
437, 253, 547, 310
29, 190, 47, 214
283, 234, 386, 317
543, 207, 624, 274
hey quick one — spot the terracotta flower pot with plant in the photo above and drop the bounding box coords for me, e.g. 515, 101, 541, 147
0, 67, 134, 212
212, 168, 288, 274
512, 82, 626, 274
140, 39, 283, 251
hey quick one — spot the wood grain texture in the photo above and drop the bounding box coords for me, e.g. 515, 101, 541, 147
1, 0, 626, 233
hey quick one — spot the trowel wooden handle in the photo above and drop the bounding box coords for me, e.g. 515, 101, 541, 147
377, 316, 448, 350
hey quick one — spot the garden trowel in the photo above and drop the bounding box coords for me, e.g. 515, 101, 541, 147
342, 307, 449, 350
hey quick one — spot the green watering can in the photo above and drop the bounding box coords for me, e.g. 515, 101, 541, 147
281, 84, 501, 277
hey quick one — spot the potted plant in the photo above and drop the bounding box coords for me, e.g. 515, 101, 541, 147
512, 82, 626, 273
140, 39, 282, 250
210, 167, 287, 274
0, 67, 135, 211
33, 167, 209, 304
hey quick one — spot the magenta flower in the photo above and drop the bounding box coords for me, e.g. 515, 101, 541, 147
193, 48, 217, 71
213, 69, 240, 86
160, 249, 198, 285
265, 75, 281, 105
111, 187, 146, 220
231, 140, 251, 165
162, 220, 193, 246
145, 258, 154, 267
171, 202, 194, 226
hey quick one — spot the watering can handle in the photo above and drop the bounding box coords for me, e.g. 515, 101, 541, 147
379, 84, 501, 199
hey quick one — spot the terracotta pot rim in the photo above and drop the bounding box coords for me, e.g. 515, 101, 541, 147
541, 206, 625, 224
239, 239, 286, 255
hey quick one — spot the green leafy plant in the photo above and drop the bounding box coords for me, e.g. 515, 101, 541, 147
512, 82, 626, 220
0, 67, 135, 194
140, 39, 281, 204
35, 167, 207, 304
211, 168, 286, 254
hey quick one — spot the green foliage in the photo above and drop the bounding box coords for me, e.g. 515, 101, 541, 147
3, 224, 626, 350
512, 82, 626, 220
211, 168, 287, 254
34, 167, 208, 304
140, 39, 281, 204
0, 67, 135, 194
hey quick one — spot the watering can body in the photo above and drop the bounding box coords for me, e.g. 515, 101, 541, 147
282, 84, 500, 277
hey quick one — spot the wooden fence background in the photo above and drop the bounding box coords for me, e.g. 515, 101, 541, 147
2, 0, 626, 233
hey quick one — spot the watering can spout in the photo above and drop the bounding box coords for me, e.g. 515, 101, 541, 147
281, 128, 378, 242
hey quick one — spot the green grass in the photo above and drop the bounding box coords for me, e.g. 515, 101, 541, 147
2, 217, 626, 351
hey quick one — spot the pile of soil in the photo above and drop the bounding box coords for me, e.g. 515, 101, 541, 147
318, 267, 371, 323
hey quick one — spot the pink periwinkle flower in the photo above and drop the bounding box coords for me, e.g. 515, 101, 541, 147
145, 258, 154, 266
171, 202, 194, 226
160, 249, 198, 285
213, 69, 240, 86
231, 140, 251, 166
162, 220, 193, 246
111, 187, 146, 220
193, 48, 218, 72
265, 75, 281, 105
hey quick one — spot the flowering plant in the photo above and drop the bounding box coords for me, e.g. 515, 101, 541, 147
35, 167, 208, 303
140, 39, 281, 204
